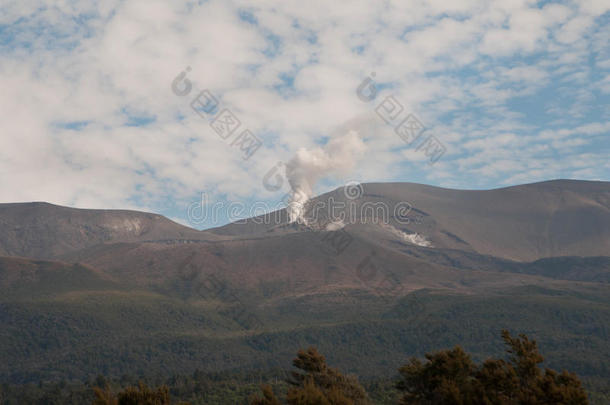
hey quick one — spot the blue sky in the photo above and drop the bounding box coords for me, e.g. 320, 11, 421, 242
0, 0, 608, 229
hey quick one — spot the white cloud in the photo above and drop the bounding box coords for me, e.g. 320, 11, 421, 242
0, 0, 607, 221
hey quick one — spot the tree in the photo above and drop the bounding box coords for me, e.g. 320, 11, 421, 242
396, 330, 589, 405
287, 347, 370, 405
250, 347, 370, 405
92, 385, 118, 405
286, 376, 335, 405
249, 384, 282, 405
396, 345, 477, 404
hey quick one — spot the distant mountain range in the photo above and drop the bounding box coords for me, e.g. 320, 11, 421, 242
1, 179, 608, 397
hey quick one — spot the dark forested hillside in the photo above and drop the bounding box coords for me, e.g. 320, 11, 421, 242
0, 181, 609, 404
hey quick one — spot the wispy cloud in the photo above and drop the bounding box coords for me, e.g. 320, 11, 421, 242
0, 0, 608, 227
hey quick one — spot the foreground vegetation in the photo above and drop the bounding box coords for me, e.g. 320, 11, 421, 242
1, 286, 608, 403
249, 330, 590, 404
3, 330, 588, 405
3, 286, 609, 382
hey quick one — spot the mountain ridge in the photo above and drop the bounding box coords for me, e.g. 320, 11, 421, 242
1, 179, 609, 262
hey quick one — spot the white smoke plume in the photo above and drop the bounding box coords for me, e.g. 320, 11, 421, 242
325, 220, 345, 231
285, 129, 366, 223
380, 223, 433, 247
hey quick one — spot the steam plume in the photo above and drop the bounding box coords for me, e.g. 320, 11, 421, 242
285, 129, 366, 223
380, 223, 432, 247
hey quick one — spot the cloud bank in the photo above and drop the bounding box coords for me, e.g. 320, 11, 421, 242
0, 0, 608, 227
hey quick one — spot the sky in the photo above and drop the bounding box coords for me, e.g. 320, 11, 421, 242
0, 0, 608, 229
